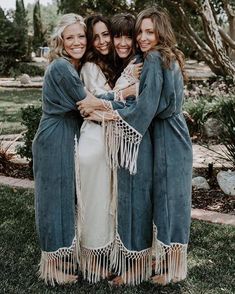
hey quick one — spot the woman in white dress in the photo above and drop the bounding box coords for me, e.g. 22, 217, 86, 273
76, 14, 141, 283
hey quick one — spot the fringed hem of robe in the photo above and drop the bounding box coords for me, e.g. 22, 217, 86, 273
38, 229, 188, 286
38, 238, 78, 286
74, 133, 188, 285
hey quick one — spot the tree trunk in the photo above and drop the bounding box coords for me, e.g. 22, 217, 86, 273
200, 0, 235, 78
168, 0, 235, 79
224, 1, 235, 60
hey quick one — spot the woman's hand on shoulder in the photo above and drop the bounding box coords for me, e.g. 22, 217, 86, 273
133, 63, 143, 79
126, 59, 143, 80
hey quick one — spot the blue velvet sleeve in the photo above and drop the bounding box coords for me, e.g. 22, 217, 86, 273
59, 63, 87, 102
117, 52, 163, 135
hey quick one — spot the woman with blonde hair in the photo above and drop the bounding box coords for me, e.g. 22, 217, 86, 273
79, 5, 192, 286
32, 13, 122, 286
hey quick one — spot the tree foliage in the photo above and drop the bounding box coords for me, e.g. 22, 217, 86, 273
57, 0, 131, 17
0, 8, 17, 57
26, 0, 60, 44
33, 0, 45, 51
163, 0, 235, 79
0, 2, 30, 75
14, 0, 29, 60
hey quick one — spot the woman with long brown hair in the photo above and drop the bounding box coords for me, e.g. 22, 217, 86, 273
79, 6, 192, 286
76, 14, 141, 284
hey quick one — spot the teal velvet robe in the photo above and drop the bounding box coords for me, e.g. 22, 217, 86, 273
33, 58, 86, 254
32, 57, 115, 285
106, 51, 192, 284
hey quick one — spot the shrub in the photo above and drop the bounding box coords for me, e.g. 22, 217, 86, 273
183, 96, 218, 136
0, 59, 45, 77
0, 56, 16, 76
214, 97, 235, 164
16, 105, 42, 173
15, 63, 45, 77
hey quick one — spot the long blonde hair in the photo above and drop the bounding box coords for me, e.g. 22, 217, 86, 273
136, 6, 187, 81
48, 13, 86, 63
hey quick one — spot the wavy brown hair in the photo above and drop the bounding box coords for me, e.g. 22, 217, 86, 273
48, 13, 86, 65
83, 14, 116, 88
136, 6, 187, 81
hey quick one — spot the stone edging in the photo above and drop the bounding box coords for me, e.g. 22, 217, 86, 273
191, 208, 235, 226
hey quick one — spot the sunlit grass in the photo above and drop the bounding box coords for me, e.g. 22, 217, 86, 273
0, 89, 41, 134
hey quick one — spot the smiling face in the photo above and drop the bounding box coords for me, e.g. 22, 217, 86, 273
136, 18, 158, 53
93, 21, 111, 55
113, 35, 133, 59
63, 22, 87, 65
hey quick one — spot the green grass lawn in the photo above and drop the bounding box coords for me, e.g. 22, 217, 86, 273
0, 185, 234, 294
0, 88, 42, 134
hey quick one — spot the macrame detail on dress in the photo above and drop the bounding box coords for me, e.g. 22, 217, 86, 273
39, 136, 189, 287
114, 64, 139, 92
80, 242, 114, 283
103, 114, 142, 174
39, 239, 78, 286
74, 227, 188, 286
152, 224, 188, 284
110, 234, 152, 285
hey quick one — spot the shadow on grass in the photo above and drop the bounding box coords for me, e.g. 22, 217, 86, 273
0, 185, 234, 293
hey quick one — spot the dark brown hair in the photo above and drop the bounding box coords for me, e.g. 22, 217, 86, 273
111, 13, 136, 81
136, 6, 187, 81
84, 14, 116, 87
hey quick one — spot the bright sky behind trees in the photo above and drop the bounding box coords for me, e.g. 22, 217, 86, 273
0, 0, 53, 10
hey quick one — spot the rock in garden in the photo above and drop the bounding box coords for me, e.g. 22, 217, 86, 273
192, 176, 210, 190
19, 74, 31, 84
217, 171, 235, 196
204, 117, 223, 138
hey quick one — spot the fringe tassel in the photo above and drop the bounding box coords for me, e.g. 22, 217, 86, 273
80, 242, 114, 283
152, 224, 188, 284
110, 234, 152, 285
38, 240, 78, 286
103, 117, 142, 175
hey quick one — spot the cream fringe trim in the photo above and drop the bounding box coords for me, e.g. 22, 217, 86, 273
110, 234, 152, 285
78, 228, 188, 286
80, 241, 114, 283
39, 138, 188, 286
38, 230, 188, 286
152, 224, 188, 284
103, 115, 142, 175
38, 239, 78, 286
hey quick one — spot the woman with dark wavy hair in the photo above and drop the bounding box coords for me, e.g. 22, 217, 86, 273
79, 6, 192, 286
76, 14, 141, 284
82, 15, 116, 87
111, 13, 137, 81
